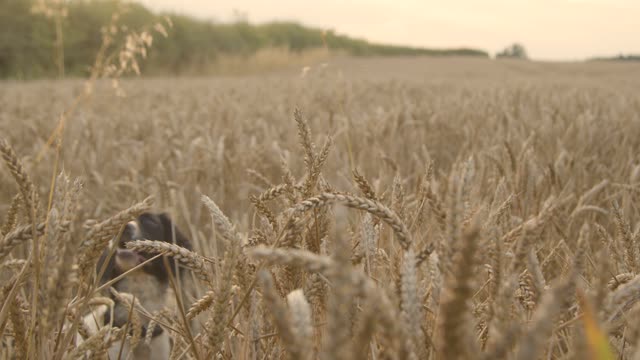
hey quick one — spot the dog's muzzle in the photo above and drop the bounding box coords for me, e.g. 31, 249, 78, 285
114, 248, 145, 271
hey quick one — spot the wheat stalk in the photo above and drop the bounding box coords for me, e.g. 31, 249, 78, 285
126, 240, 213, 283
288, 192, 411, 250
0, 222, 53, 262
1, 194, 21, 236
0, 138, 39, 220
437, 221, 481, 359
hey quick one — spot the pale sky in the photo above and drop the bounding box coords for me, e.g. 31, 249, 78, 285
139, 0, 640, 61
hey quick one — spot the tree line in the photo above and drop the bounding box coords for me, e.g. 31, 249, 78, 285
0, 0, 489, 79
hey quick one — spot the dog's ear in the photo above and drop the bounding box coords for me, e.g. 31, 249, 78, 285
158, 212, 192, 250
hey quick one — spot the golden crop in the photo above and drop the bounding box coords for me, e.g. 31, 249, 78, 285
1, 57, 640, 359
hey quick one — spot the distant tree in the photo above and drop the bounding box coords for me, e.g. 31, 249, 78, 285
231, 9, 249, 23
496, 43, 528, 60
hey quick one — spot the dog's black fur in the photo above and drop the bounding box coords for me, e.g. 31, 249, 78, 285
97, 212, 193, 331
98, 212, 192, 284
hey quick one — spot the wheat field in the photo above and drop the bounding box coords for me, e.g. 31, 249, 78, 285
1, 56, 640, 359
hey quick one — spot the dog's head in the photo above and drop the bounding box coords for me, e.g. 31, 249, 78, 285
98, 212, 192, 286
95, 212, 192, 348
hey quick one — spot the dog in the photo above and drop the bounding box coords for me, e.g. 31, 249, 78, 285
92, 212, 194, 359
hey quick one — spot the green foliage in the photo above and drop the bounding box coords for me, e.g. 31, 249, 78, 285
0, 0, 489, 79
0, 0, 54, 78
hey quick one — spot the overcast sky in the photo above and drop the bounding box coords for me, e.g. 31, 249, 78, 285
138, 0, 639, 61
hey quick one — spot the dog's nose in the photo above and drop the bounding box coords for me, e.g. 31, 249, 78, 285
123, 223, 133, 239
122, 221, 139, 240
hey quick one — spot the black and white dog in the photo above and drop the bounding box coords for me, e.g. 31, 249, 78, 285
92, 212, 194, 359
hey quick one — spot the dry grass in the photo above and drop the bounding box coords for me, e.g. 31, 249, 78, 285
1, 56, 640, 359
199, 47, 332, 76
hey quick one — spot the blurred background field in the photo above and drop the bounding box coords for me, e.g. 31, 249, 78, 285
2, 55, 639, 223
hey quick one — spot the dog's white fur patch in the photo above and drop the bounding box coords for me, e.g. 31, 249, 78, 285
107, 331, 171, 360
78, 297, 172, 360
76, 269, 173, 359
